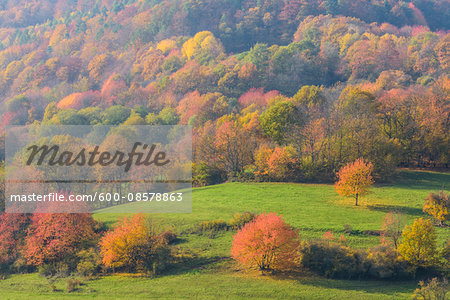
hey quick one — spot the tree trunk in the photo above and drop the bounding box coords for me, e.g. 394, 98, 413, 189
355, 193, 358, 206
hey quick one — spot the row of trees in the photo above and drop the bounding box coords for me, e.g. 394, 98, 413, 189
1, 207, 445, 279
4, 73, 445, 190
231, 212, 448, 278
193, 78, 448, 184
0, 212, 173, 278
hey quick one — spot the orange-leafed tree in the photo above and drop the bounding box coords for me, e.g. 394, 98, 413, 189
0, 213, 30, 274
25, 213, 97, 266
57, 91, 99, 110
214, 119, 255, 177
335, 158, 374, 206
231, 213, 299, 272
266, 146, 298, 181
99, 214, 169, 273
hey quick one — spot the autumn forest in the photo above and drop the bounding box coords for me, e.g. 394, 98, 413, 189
0, 0, 447, 185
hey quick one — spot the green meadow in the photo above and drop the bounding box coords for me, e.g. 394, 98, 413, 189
0, 170, 448, 299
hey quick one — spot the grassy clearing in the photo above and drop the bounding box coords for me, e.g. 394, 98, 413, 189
95, 170, 449, 247
0, 170, 448, 299
0, 269, 417, 299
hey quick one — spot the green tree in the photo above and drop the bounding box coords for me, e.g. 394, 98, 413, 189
260, 101, 301, 144
292, 85, 326, 109
101, 106, 131, 125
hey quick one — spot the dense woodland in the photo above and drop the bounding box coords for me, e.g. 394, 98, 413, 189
0, 0, 448, 185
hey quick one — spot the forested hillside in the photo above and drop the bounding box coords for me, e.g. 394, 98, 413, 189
0, 0, 448, 184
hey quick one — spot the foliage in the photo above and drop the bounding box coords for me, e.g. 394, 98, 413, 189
66, 278, 81, 293
25, 213, 97, 267
192, 162, 226, 187
194, 219, 227, 237
412, 277, 449, 300
335, 158, 374, 206
38, 261, 70, 278
302, 241, 415, 280
366, 245, 413, 280
231, 213, 299, 271
99, 214, 170, 273
423, 191, 450, 225
398, 218, 438, 267
292, 85, 326, 109
254, 145, 299, 181
76, 249, 101, 278
229, 212, 257, 229
441, 240, 450, 267
260, 101, 300, 144
0, 213, 31, 276
300, 240, 367, 279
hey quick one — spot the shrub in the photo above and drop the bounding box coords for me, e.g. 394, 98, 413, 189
99, 214, 170, 273
76, 249, 101, 277
412, 277, 449, 300
343, 224, 353, 234
423, 191, 449, 226
398, 218, 438, 267
231, 213, 299, 272
194, 220, 227, 237
300, 241, 367, 279
160, 230, 177, 244
39, 261, 70, 278
366, 245, 413, 279
322, 231, 335, 242
66, 278, 81, 293
237, 165, 256, 182
229, 212, 257, 228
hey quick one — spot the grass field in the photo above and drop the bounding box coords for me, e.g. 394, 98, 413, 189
0, 170, 448, 299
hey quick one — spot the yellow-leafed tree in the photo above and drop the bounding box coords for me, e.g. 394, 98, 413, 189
398, 218, 438, 267
423, 191, 449, 226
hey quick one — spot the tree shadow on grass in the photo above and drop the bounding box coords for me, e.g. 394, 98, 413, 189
276, 272, 416, 296
300, 277, 416, 296
169, 237, 188, 245
165, 256, 230, 276
384, 170, 450, 191
366, 204, 424, 217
